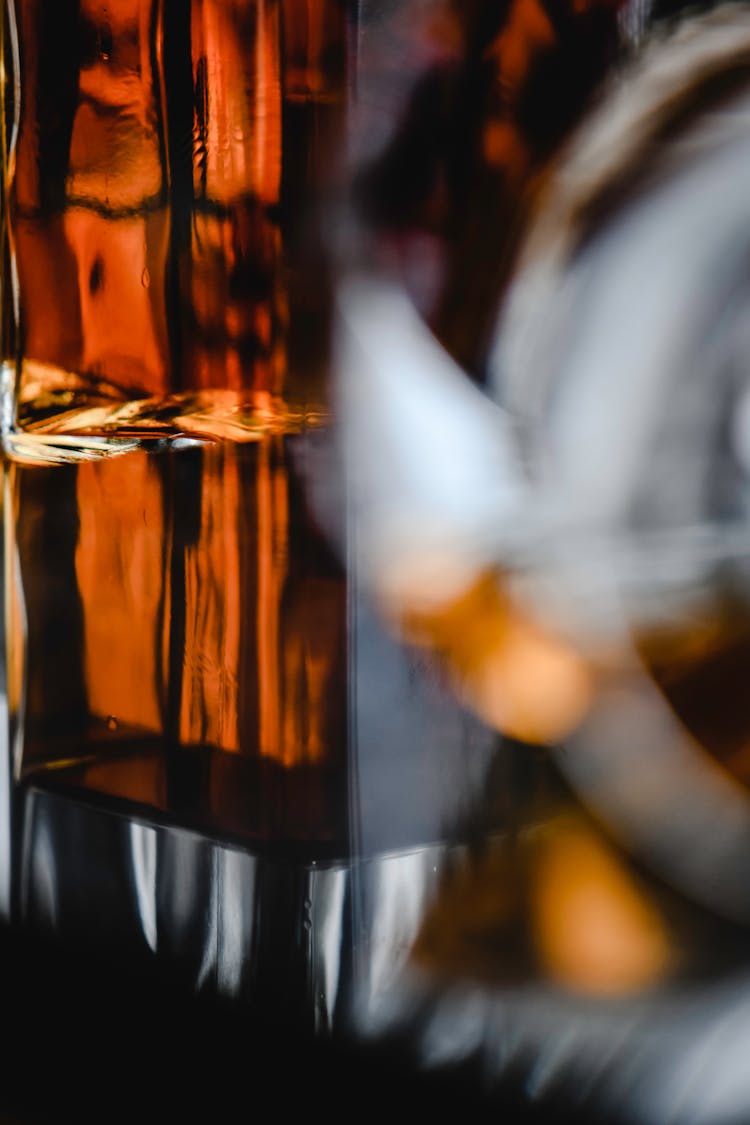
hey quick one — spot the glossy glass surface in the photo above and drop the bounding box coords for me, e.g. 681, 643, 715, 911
1, 0, 357, 838
4, 0, 345, 454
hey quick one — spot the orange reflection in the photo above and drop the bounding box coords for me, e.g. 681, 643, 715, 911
411, 816, 673, 994
70, 438, 343, 772
10, 0, 296, 401
75, 453, 164, 736
12, 0, 169, 393
179, 447, 244, 753
394, 572, 592, 745
69, 0, 162, 209
480, 0, 620, 184
191, 0, 282, 205
5, 470, 26, 730
482, 0, 555, 184
532, 817, 671, 995
485, 0, 555, 93
12, 219, 83, 377
189, 201, 286, 396
256, 437, 287, 760
64, 209, 170, 394
10, 0, 348, 837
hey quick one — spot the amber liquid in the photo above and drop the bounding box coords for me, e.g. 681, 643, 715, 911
8, 437, 348, 852
2, 0, 351, 850
4, 0, 346, 445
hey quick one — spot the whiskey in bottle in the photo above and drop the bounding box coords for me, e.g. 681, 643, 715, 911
2, 0, 351, 851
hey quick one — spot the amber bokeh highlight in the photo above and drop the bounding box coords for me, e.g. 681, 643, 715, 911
392, 572, 593, 745
532, 817, 671, 995
412, 816, 672, 996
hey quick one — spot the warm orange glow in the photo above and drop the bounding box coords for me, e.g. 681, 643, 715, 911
257, 437, 287, 761
481, 121, 529, 185
395, 573, 592, 745
463, 611, 592, 744
70, 0, 162, 209
75, 453, 164, 735
70, 438, 341, 771
13, 220, 82, 376
485, 0, 555, 94
532, 818, 672, 995
478, 0, 556, 186
11, 0, 294, 401
13, 0, 169, 393
64, 209, 170, 394
189, 204, 285, 395
8, 0, 347, 839
179, 448, 243, 753
191, 0, 282, 204
5, 470, 25, 727
411, 817, 672, 992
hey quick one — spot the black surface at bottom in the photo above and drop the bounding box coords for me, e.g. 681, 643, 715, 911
0, 924, 586, 1125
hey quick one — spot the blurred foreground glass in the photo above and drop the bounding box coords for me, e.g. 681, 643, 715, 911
490, 8, 750, 925
338, 4, 750, 931
0, 0, 352, 844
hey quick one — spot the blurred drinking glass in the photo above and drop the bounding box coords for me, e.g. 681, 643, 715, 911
338, 2, 750, 927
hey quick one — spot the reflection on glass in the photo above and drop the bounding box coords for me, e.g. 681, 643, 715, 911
409, 816, 673, 996
3, 0, 350, 845
486, 6, 750, 928
10, 439, 348, 846
6, 0, 345, 443
336, 26, 750, 1097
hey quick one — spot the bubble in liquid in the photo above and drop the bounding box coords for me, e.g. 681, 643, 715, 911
98, 21, 112, 61
141, 268, 151, 289
106, 716, 119, 732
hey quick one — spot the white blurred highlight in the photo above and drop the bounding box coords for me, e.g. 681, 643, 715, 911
335, 276, 526, 613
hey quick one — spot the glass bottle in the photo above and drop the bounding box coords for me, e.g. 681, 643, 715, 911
2, 0, 352, 849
